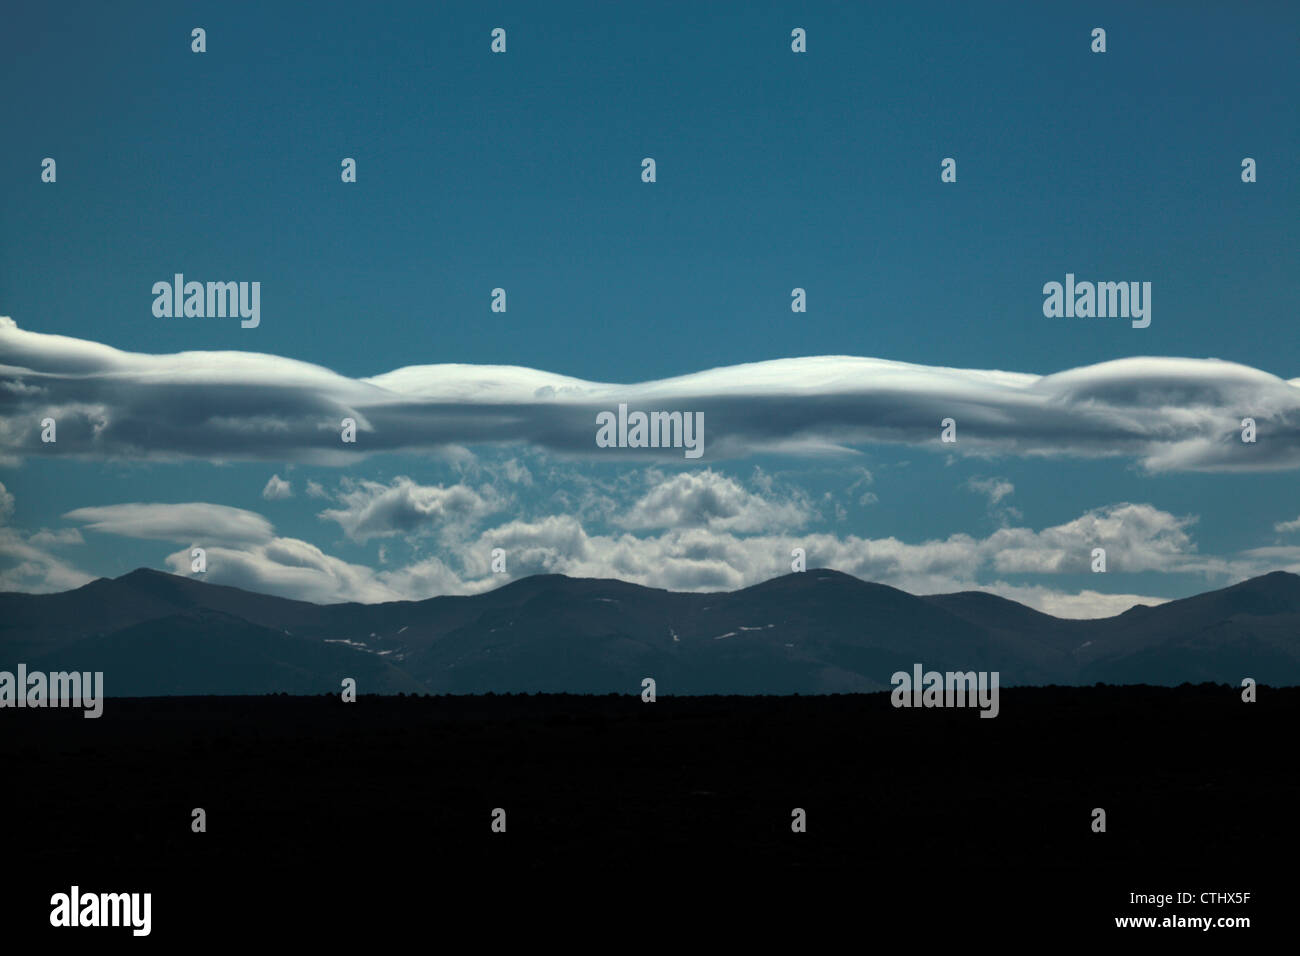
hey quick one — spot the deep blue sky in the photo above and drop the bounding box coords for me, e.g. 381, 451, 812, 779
3, 1, 1295, 377
1, 1, 1297, 611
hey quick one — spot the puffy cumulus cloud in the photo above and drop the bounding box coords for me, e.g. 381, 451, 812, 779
317, 477, 504, 544
447, 501, 1227, 612
3, 317, 1299, 471
985, 504, 1196, 575
63, 502, 274, 545
147, 487, 1290, 611
615, 469, 812, 532
261, 474, 293, 500
463, 520, 756, 592
1275, 516, 1300, 533
29, 478, 1295, 617
462, 515, 593, 579
443, 523, 1184, 615
0, 481, 93, 593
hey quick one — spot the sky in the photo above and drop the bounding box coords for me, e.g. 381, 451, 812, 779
1, 0, 1297, 617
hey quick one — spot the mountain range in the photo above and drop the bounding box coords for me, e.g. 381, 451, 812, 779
3, 568, 1299, 695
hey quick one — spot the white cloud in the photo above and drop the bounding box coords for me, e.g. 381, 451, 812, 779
317, 477, 503, 544
967, 476, 1015, 505
985, 503, 1197, 575
978, 583, 1167, 619
0, 528, 94, 593
847, 467, 878, 506
163, 539, 407, 604
615, 469, 811, 532
159, 535, 499, 605
27, 528, 84, 547
500, 458, 533, 485
64, 502, 274, 545
262, 474, 293, 499
161, 498, 1220, 617
29, 462, 1298, 617
1275, 516, 1300, 533
4, 316, 1298, 472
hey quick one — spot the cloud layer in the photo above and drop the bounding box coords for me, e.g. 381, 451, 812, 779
3, 317, 1298, 471
45, 471, 1300, 618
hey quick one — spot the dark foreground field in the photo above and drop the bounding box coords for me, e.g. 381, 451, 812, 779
4, 685, 1295, 941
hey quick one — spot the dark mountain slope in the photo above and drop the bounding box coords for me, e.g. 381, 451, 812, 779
25, 609, 422, 696
3, 568, 1298, 693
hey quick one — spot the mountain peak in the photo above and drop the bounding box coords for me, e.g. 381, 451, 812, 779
114, 567, 179, 582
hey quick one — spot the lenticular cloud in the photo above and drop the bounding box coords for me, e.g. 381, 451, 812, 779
2, 316, 1297, 471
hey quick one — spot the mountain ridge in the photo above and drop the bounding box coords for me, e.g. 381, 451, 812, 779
3, 567, 1298, 694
